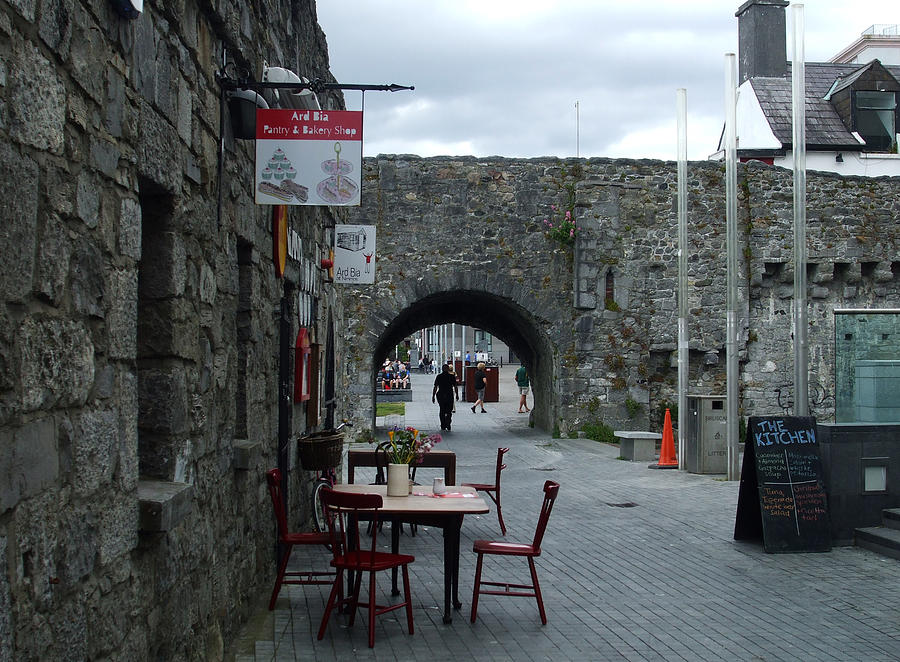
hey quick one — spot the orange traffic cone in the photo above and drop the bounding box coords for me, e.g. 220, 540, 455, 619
649, 408, 678, 469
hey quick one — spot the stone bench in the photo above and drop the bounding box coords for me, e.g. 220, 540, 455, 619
376, 388, 413, 402
614, 431, 662, 462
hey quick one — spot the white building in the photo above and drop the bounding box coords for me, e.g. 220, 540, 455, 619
714, 1, 900, 177
831, 24, 900, 67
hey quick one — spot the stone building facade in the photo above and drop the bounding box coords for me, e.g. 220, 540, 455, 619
340, 156, 900, 436
3, 1, 900, 659
0, 1, 347, 659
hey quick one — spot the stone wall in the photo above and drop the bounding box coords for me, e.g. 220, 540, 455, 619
0, 1, 347, 659
340, 156, 900, 436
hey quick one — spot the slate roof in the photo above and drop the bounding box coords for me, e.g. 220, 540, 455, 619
749, 61, 900, 150
824, 62, 876, 98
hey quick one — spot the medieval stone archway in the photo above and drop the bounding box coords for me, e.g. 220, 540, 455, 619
341, 266, 568, 434
372, 288, 557, 429
337, 156, 582, 436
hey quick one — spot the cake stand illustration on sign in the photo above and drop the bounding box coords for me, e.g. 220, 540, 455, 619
317, 142, 359, 204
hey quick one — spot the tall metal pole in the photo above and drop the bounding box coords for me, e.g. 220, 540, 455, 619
575, 101, 580, 158
435, 326, 440, 365
462, 326, 467, 362
451, 323, 456, 365
676, 88, 689, 471
792, 4, 809, 416
724, 54, 740, 481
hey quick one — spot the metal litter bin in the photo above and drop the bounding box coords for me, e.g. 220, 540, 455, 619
686, 395, 728, 474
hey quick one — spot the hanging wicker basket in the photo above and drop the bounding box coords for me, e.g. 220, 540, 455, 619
297, 431, 344, 470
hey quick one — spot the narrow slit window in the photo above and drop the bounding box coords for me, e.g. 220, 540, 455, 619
605, 271, 615, 309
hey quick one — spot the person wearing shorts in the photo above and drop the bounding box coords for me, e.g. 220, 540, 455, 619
471, 362, 487, 413
515, 363, 531, 413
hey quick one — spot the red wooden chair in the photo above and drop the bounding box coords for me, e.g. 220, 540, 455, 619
265, 469, 334, 610
462, 447, 509, 535
470, 480, 560, 625
317, 488, 415, 648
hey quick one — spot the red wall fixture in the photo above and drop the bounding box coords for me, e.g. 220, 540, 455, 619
294, 327, 311, 402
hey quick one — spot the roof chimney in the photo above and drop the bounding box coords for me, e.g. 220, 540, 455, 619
736, 0, 789, 83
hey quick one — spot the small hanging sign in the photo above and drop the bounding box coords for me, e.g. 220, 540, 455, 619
255, 109, 362, 206
334, 225, 376, 284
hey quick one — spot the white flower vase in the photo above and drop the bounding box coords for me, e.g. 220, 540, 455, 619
386, 463, 410, 497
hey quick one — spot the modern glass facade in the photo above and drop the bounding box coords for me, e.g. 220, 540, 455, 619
834, 309, 900, 422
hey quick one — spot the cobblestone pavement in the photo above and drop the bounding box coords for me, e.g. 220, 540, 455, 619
230, 367, 900, 662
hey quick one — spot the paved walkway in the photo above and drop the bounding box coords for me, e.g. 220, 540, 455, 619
230, 367, 900, 661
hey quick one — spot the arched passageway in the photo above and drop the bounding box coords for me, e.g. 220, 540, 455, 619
371, 289, 556, 431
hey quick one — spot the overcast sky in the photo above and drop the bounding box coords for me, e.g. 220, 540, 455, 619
315, 1, 897, 161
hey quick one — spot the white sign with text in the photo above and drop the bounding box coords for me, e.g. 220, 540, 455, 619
255, 109, 362, 206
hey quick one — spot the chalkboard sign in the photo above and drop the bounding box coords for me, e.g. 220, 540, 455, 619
734, 416, 831, 553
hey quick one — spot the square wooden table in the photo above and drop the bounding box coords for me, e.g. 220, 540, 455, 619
330, 483, 487, 623
347, 448, 456, 485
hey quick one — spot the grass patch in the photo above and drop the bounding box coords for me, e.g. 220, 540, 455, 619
376, 402, 405, 417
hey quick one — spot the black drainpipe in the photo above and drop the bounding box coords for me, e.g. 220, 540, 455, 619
277, 294, 292, 517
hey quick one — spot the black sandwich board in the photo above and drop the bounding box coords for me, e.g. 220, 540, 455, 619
734, 416, 830, 553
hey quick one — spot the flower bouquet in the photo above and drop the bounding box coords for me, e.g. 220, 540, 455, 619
381, 426, 442, 496
384, 426, 442, 464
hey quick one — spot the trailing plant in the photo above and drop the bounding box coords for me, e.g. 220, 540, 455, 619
625, 397, 642, 419
542, 205, 576, 247
585, 396, 602, 417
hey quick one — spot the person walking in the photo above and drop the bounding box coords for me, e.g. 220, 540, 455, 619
515, 363, 531, 413
471, 362, 487, 413
432, 363, 459, 431
448, 365, 458, 412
